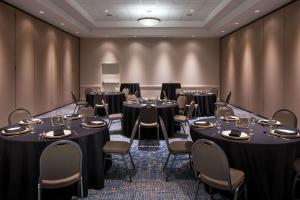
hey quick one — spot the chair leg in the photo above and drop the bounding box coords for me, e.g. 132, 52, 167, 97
233, 185, 240, 200
108, 120, 112, 129
181, 123, 186, 134
163, 153, 171, 171
128, 152, 135, 170
138, 125, 141, 147
157, 125, 160, 148
122, 155, 132, 182
38, 184, 41, 200
77, 176, 83, 199
189, 154, 193, 170
292, 174, 299, 199
73, 104, 78, 115
195, 179, 200, 200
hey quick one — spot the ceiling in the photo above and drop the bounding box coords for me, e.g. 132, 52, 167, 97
4, 0, 292, 38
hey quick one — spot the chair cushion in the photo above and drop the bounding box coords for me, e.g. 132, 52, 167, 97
174, 115, 187, 122
108, 113, 123, 120
294, 158, 300, 173
103, 141, 130, 154
199, 167, 244, 191
41, 173, 80, 189
169, 141, 192, 154
140, 122, 158, 128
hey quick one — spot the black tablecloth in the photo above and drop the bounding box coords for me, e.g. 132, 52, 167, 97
86, 92, 126, 115
194, 94, 216, 117
0, 117, 110, 200
122, 102, 178, 139
120, 83, 141, 97
160, 83, 181, 100
190, 119, 300, 200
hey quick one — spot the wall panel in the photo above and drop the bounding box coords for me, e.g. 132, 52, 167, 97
263, 10, 285, 118
62, 33, 73, 104
0, 3, 15, 127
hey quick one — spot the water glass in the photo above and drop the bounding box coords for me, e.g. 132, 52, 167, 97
248, 117, 256, 135
269, 119, 277, 133
81, 114, 86, 124
216, 117, 222, 134
65, 119, 71, 130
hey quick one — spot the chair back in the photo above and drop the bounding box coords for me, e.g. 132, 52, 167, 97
163, 90, 168, 100
273, 109, 297, 128
225, 92, 231, 104
175, 88, 183, 94
85, 88, 94, 96
39, 140, 82, 188
140, 105, 158, 124
127, 95, 137, 101
177, 95, 187, 110
185, 93, 194, 105
102, 100, 109, 115
77, 105, 94, 117
71, 91, 77, 102
159, 116, 170, 147
186, 101, 195, 119
129, 117, 140, 145
211, 88, 218, 97
192, 139, 232, 190
122, 88, 129, 97
215, 106, 234, 118
8, 108, 32, 125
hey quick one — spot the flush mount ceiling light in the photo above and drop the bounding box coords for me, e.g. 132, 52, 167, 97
138, 17, 161, 26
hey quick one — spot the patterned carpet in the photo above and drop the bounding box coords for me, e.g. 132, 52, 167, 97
38, 104, 260, 200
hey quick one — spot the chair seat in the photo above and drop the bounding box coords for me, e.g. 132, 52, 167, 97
40, 173, 80, 189
140, 122, 158, 128
169, 141, 192, 154
108, 113, 123, 120
103, 141, 130, 154
95, 104, 105, 108
215, 102, 226, 106
200, 167, 244, 191
294, 158, 300, 173
77, 101, 88, 105
174, 115, 187, 122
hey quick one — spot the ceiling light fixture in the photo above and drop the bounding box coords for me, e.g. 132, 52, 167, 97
254, 9, 260, 13
75, 32, 79, 34
60, 22, 65, 26
105, 10, 109, 13
138, 0, 161, 26
221, 30, 225, 33
39, 10, 44, 14
234, 22, 239, 25
190, 9, 194, 12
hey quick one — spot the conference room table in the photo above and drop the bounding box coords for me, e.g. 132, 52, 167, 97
190, 118, 300, 200
122, 100, 178, 139
120, 83, 141, 97
160, 83, 181, 100
86, 92, 126, 115
0, 117, 110, 200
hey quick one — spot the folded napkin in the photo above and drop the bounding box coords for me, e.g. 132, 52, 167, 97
229, 129, 241, 137
4, 126, 26, 133
53, 129, 65, 136
274, 129, 297, 135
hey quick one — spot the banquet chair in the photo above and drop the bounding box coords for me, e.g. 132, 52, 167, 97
138, 105, 159, 148
85, 88, 94, 96
177, 95, 187, 115
8, 108, 32, 125
174, 101, 195, 135
210, 88, 219, 98
163, 90, 168, 100
126, 95, 137, 101
103, 117, 139, 182
93, 94, 107, 116
71, 91, 88, 114
215, 106, 234, 118
102, 99, 123, 129
38, 140, 83, 200
122, 87, 129, 98
77, 105, 95, 118
273, 109, 297, 128
160, 117, 192, 181
292, 158, 300, 199
215, 91, 231, 108
192, 139, 247, 200
185, 93, 198, 117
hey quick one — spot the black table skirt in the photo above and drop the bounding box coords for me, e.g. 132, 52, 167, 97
0, 117, 110, 200
160, 83, 181, 100
122, 103, 178, 139
120, 83, 141, 97
86, 93, 126, 115
190, 119, 300, 200
194, 94, 216, 117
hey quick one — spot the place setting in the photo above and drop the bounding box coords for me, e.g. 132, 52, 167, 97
191, 120, 215, 129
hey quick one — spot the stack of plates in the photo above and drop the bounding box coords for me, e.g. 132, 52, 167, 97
19, 118, 42, 125
192, 121, 214, 128
258, 119, 282, 126
43, 129, 72, 139
221, 130, 250, 140
1, 126, 30, 136
271, 129, 300, 139
82, 120, 106, 128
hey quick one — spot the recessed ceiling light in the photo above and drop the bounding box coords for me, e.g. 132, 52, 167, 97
190, 9, 194, 12
60, 22, 64, 26
221, 30, 225, 33
39, 10, 44, 14
234, 22, 239, 25
254, 9, 260, 13
105, 10, 109, 13
75, 32, 79, 34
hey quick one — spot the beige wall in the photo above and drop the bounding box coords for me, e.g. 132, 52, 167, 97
221, 1, 300, 122
0, 2, 79, 127
80, 38, 220, 98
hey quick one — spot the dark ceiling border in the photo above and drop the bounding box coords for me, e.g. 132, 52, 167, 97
221, 0, 296, 39
1, 0, 79, 39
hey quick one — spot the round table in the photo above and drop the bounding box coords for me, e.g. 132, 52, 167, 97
86, 92, 126, 115
122, 101, 178, 139
194, 93, 216, 117
190, 119, 300, 200
0, 117, 110, 200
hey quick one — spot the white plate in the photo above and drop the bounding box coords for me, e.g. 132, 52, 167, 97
220, 116, 239, 121
43, 130, 72, 139
63, 115, 82, 120
19, 118, 42, 125
221, 130, 250, 140
2, 127, 30, 136
258, 119, 282, 126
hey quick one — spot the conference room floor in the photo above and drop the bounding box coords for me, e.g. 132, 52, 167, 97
38, 104, 259, 200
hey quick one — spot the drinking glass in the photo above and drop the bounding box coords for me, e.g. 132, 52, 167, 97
216, 117, 222, 134
27, 117, 36, 133
81, 114, 86, 124
248, 117, 256, 135
269, 119, 277, 133
65, 119, 71, 130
